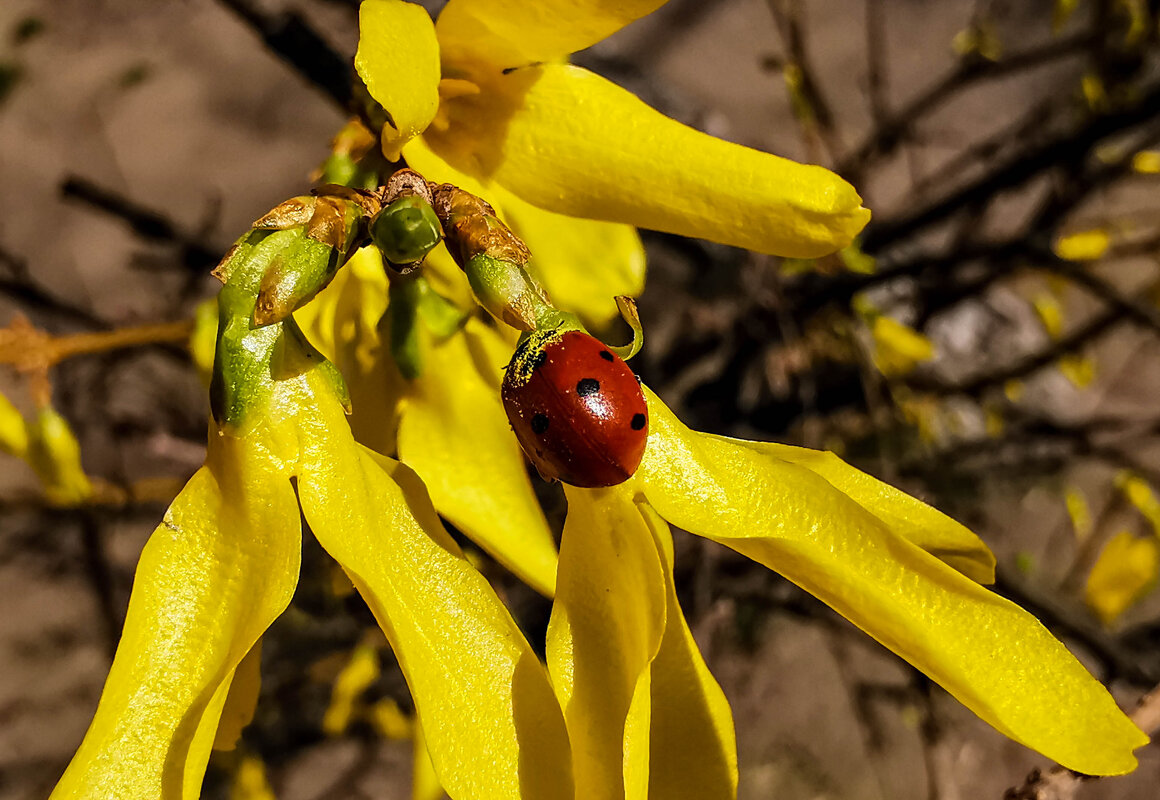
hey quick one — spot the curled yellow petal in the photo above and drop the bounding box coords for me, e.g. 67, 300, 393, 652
547, 485, 666, 800
397, 318, 559, 596
437, 0, 667, 70
427, 64, 870, 257
52, 437, 302, 799
356, 0, 441, 160
720, 438, 995, 583
297, 406, 573, 800
635, 387, 1147, 775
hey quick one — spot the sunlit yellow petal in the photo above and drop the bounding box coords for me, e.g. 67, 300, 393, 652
638, 504, 738, 800
724, 438, 995, 583
397, 318, 559, 596
51, 439, 302, 799
356, 0, 441, 160
547, 485, 666, 800
636, 387, 1147, 775
427, 64, 870, 257
436, 0, 667, 70
213, 640, 263, 751
297, 408, 573, 800
1085, 531, 1160, 627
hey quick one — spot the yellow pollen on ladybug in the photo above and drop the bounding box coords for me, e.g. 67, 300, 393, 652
505, 328, 565, 387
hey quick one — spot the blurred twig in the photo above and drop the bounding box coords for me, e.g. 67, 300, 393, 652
215, 0, 353, 109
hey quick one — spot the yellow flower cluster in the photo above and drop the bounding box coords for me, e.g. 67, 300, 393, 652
49, 1, 1145, 799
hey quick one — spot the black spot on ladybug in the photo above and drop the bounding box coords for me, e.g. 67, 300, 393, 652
630, 413, 646, 430
576, 378, 600, 397
599, 350, 614, 362
530, 350, 547, 372
531, 413, 550, 434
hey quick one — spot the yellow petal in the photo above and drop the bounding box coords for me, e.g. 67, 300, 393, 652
51, 439, 302, 799
407, 137, 645, 325
26, 405, 92, 505
1053, 229, 1110, 261
296, 408, 573, 800
356, 0, 441, 160
0, 390, 28, 457
412, 721, 445, 800
397, 318, 559, 596
231, 754, 276, 800
1117, 471, 1160, 535
213, 640, 263, 751
724, 438, 995, 583
322, 640, 381, 736
368, 697, 414, 740
505, 193, 646, 326
870, 315, 935, 377
1131, 150, 1160, 174
1065, 485, 1092, 540
297, 246, 405, 456
547, 485, 666, 800
1085, 531, 1160, 627
436, 0, 667, 70
635, 387, 1148, 775
427, 64, 870, 257
638, 504, 738, 800
1033, 293, 1064, 340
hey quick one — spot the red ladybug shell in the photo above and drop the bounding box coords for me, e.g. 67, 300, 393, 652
502, 330, 649, 488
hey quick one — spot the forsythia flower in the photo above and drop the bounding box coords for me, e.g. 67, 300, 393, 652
354, 0, 869, 321
50, 226, 575, 800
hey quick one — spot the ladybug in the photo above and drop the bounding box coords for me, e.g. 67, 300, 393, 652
502, 329, 649, 488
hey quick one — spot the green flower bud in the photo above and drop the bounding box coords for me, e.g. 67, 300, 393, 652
371, 196, 443, 269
